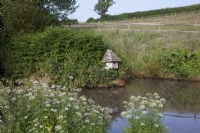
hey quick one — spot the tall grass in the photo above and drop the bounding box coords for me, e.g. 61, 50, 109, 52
96, 30, 200, 79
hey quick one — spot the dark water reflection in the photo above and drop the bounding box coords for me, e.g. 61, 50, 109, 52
81, 79, 200, 133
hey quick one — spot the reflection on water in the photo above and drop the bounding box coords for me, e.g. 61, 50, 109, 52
81, 79, 200, 133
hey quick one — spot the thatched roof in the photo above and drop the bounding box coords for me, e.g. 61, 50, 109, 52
102, 49, 121, 63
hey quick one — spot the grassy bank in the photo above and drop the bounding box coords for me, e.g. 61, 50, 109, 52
96, 30, 200, 80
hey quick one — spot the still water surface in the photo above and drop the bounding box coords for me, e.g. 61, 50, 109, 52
82, 79, 200, 133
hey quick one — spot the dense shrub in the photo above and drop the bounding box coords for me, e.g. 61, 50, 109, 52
86, 17, 97, 23
4, 27, 125, 87
160, 50, 200, 79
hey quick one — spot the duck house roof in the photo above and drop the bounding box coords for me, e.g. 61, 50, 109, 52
102, 49, 121, 63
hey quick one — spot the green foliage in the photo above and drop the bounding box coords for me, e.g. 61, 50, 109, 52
98, 4, 200, 21
121, 93, 166, 133
4, 27, 124, 87
42, 0, 79, 21
86, 17, 97, 23
1, 1, 59, 38
160, 50, 200, 78
94, 0, 115, 20
0, 81, 110, 133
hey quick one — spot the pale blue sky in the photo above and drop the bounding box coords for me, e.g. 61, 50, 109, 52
69, 0, 200, 22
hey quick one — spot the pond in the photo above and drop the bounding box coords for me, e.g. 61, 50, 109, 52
81, 79, 200, 133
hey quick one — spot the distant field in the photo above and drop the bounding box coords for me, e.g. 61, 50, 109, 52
69, 12, 200, 32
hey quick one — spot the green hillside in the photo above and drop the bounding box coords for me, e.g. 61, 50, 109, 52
87, 4, 200, 22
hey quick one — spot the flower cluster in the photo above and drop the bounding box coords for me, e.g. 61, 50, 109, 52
121, 93, 166, 133
0, 80, 110, 133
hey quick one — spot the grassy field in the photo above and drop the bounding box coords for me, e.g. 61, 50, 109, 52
95, 30, 200, 80
71, 12, 200, 31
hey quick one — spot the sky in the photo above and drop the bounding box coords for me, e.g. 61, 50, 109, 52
68, 0, 200, 22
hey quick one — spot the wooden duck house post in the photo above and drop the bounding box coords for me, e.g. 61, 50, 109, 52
102, 49, 121, 69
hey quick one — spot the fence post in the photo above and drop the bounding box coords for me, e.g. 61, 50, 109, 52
158, 22, 160, 31
127, 23, 131, 30
196, 21, 198, 31
98, 21, 101, 30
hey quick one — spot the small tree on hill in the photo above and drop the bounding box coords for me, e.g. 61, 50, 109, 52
94, 0, 115, 20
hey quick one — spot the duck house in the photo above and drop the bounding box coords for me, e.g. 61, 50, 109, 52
102, 49, 121, 69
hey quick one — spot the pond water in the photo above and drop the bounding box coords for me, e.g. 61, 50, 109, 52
81, 79, 200, 133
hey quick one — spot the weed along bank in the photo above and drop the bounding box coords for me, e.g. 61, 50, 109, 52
102, 49, 121, 69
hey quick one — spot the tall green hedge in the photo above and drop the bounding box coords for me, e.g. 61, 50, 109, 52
4, 27, 124, 87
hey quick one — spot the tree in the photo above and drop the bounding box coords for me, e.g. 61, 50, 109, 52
0, 0, 78, 76
0, 0, 78, 37
42, 0, 79, 21
94, 0, 115, 20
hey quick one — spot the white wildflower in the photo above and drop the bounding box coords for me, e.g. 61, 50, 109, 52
130, 96, 136, 100
46, 104, 51, 107
75, 88, 81, 92
139, 105, 145, 110
50, 109, 58, 113
135, 116, 140, 119
51, 84, 57, 89
79, 96, 86, 102
65, 107, 68, 111
11, 97, 16, 102
85, 119, 90, 123
125, 114, 132, 119
90, 122, 95, 126
16, 89, 23, 94
150, 102, 157, 108
160, 98, 166, 102
158, 103, 163, 108
76, 112, 82, 118
142, 111, 147, 115
29, 95, 35, 100
58, 115, 64, 120
88, 98, 94, 104
33, 80, 39, 84
69, 97, 74, 101
74, 105, 79, 110
7, 89, 11, 93
140, 123, 145, 126
142, 97, 147, 100
154, 124, 159, 128
50, 93, 55, 97
158, 113, 163, 117
59, 92, 66, 97
54, 125, 62, 131
121, 111, 127, 117
123, 101, 128, 104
